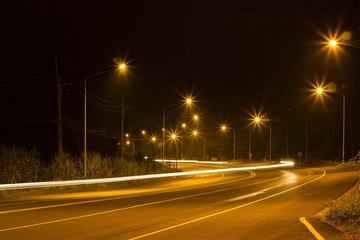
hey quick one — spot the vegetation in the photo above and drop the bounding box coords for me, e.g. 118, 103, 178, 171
0, 144, 42, 183
324, 162, 360, 239
0, 144, 166, 184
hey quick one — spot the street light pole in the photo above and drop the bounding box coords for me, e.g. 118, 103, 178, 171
84, 68, 114, 179
269, 121, 272, 161
263, 119, 272, 161
316, 87, 345, 161
305, 116, 308, 162
324, 39, 346, 161
162, 108, 165, 165
84, 64, 126, 179
233, 130, 236, 161
253, 117, 271, 160
249, 129, 252, 162
341, 93, 345, 162
162, 98, 193, 167
204, 137, 206, 161
162, 103, 182, 167
121, 96, 124, 162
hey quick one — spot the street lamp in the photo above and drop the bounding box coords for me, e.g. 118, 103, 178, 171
252, 116, 272, 161
180, 122, 187, 159
170, 131, 179, 168
84, 64, 126, 179
219, 123, 236, 161
150, 135, 158, 160
315, 86, 345, 161
329, 39, 337, 47
191, 128, 205, 161
162, 97, 193, 166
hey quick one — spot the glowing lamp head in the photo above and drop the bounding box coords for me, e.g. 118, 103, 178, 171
329, 40, 337, 47
119, 63, 127, 70
255, 117, 260, 123
316, 87, 323, 94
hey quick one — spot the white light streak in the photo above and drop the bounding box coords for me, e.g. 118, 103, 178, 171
0, 161, 294, 191
155, 159, 227, 164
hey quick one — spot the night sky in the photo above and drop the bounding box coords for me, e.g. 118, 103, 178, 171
1, 0, 360, 160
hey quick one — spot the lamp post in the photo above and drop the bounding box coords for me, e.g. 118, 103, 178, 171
162, 97, 193, 166
249, 129, 252, 162
191, 129, 205, 161
204, 137, 206, 161
84, 64, 126, 179
233, 129, 236, 161
181, 122, 187, 159
219, 123, 236, 160
316, 87, 345, 161
170, 131, 179, 169
150, 136, 158, 160
318, 39, 345, 161
253, 117, 271, 160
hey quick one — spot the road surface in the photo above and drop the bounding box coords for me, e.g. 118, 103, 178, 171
0, 162, 358, 239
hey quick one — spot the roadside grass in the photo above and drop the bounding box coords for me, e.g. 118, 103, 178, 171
0, 144, 168, 188
322, 162, 360, 239
0, 144, 42, 183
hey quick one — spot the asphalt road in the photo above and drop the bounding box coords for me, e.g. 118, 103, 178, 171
0, 162, 358, 240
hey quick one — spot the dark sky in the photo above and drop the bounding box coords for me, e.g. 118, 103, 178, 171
1, 0, 360, 157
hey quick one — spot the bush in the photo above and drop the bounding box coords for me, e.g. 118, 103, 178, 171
51, 152, 82, 180
325, 187, 360, 237
0, 144, 43, 183
0, 144, 167, 184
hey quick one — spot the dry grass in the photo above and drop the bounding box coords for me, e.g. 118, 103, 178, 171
0, 144, 166, 184
320, 162, 360, 239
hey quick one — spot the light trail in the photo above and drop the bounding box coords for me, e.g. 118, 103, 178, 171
155, 159, 227, 164
0, 161, 294, 191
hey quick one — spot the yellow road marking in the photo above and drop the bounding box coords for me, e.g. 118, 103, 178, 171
129, 170, 326, 240
300, 217, 325, 240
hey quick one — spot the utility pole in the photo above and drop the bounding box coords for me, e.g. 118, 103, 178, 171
55, 54, 63, 158
233, 130, 236, 160
249, 130, 252, 162
121, 97, 124, 161
203, 137, 206, 161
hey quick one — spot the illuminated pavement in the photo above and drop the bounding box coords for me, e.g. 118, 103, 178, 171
0, 162, 357, 239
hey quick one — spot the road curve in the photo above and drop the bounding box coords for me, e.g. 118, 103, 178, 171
0, 163, 357, 240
